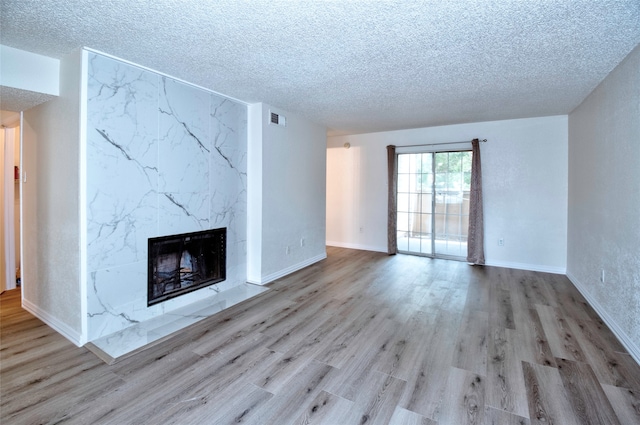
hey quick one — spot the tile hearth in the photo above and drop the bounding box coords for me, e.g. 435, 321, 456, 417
85, 283, 268, 364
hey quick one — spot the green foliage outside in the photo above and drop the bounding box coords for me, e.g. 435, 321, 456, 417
398, 151, 472, 194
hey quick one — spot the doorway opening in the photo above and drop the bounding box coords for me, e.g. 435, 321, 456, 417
1, 112, 21, 293
396, 150, 472, 260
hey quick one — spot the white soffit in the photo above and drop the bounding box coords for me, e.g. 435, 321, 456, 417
1, 0, 639, 135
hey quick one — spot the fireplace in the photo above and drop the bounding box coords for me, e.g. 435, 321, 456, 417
148, 228, 226, 306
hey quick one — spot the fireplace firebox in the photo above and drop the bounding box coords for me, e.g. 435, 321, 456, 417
148, 228, 226, 306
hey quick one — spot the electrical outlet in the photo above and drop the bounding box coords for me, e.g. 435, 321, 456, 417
359, 226, 364, 234
498, 238, 504, 246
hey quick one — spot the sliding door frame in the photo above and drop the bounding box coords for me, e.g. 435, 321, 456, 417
396, 148, 472, 261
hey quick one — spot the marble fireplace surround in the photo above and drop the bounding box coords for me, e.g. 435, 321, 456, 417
86, 282, 268, 363
85, 51, 254, 354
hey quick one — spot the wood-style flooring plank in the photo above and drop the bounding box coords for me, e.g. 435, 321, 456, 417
452, 309, 489, 376
601, 383, 640, 425
489, 287, 516, 330
484, 406, 531, 425
3, 248, 640, 424
522, 361, 581, 425
388, 406, 436, 425
256, 294, 336, 343
462, 274, 491, 313
566, 315, 634, 388
536, 304, 586, 362
146, 382, 273, 425
251, 360, 336, 425
0, 365, 125, 425
184, 295, 296, 357
554, 357, 621, 425
435, 367, 485, 425
398, 309, 461, 419
254, 324, 336, 394
345, 369, 407, 425
415, 282, 449, 312
292, 390, 353, 425
512, 307, 557, 368
264, 297, 341, 354
439, 287, 468, 313
323, 318, 399, 402
313, 303, 388, 369
376, 310, 437, 380
486, 328, 529, 418
73, 338, 277, 424
609, 351, 640, 392
514, 271, 558, 308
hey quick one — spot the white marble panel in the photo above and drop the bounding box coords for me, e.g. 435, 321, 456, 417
210, 185, 245, 238
87, 262, 148, 339
209, 94, 248, 254
86, 189, 157, 271
86, 53, 159, 271
159, 77, 210, 194
158, 191, 210, 235
226, 240, 248, 285
210, 96, 248, 174
87, 53, 159, 147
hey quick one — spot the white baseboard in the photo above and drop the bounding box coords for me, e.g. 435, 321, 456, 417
566, 272, 640, 365
247, 253, 327, 285
484, 260, 566, 275
326, 241, 387, 253
22, 298, 84, 347
326, 244, 566, 275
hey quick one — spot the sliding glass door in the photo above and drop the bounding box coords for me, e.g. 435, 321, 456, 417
396, 150, 472, 259
397, 153, 433, 255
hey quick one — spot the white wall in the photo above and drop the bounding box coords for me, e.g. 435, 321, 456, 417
0, 45, 59, 95
21, 49, 83, 345
327, 115, 568, 273
247, 103, 327, 284
247, 104, 263, 282
567, 44, 640, 361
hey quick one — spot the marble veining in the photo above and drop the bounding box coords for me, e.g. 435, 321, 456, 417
86, 52, 248, 341
210, 98, 247, 176
160, 192, 210, 232
87, 54, 159, 275
158, 77, 210, 193
89, 283, 268, 360
94, 129, 158, 185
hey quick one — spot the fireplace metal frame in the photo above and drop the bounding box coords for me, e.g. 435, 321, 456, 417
147, 228, 226, 306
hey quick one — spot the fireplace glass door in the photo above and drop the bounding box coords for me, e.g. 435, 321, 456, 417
148, 228, 226, 305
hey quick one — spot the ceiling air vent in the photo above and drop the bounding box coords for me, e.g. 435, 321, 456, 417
269, 111, 286, 127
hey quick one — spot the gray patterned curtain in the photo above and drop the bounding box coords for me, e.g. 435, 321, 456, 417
467, 139, 485, 264
387, 145, 397, 255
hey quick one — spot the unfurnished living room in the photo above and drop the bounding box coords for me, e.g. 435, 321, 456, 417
1, 1, 639, 424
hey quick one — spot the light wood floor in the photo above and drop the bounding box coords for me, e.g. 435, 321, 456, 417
2, 247, 640, 424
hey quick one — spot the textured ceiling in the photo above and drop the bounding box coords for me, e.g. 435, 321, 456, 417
1, 0, 639, 135
0, 86, 56, 113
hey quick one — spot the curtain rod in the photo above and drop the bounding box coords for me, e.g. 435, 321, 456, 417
399, 139, 487, 148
